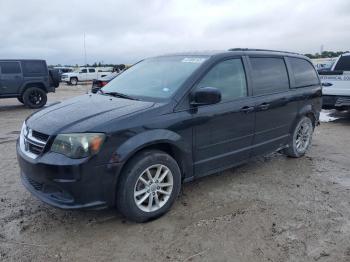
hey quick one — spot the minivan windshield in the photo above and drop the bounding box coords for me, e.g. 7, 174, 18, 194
101, 56, 208, 100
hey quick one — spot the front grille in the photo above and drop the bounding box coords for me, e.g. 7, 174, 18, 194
20, 127, 50, 159
28, 143, 43, 155
32, 130, 49, 142
26, 176, 43, 191
335, 97, 350, 107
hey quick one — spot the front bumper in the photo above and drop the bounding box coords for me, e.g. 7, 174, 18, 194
16, 141, 122, 210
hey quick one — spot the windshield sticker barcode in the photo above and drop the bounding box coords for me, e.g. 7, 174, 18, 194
182, 57, 206, 63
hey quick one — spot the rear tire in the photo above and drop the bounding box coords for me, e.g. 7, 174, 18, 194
283, 116, 313, 158
116, 150, 181, 223
23, 87, 47, 109
70, 77, 78, 85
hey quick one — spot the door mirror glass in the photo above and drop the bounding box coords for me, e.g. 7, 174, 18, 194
191, 87, 221, 106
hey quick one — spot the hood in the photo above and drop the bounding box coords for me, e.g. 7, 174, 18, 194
26, 94, 155, 135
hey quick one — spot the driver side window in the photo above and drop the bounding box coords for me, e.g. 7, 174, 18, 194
196, 59, 247, 102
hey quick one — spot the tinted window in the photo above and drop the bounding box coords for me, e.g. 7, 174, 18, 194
81, 69, 87, 73
0, 62, 21, 74
334, 56, 350, 71
196, 59, 247, 101
89, 69, 95, 73
250, 57, 289, 95
289, 58, 319, 87
21, 61, 47, 75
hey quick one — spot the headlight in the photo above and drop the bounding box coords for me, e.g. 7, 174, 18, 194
20, 122, 28, 137
51, 133, 106, 159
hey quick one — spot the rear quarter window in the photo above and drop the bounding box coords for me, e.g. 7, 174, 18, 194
334, 56, 350, 71
289, 57, 319, 87
21, 61, 47, 76
250, 57, 289, 96
0, 61, 21, 74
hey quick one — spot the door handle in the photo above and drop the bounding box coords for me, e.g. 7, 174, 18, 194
240, 106, 255, 113
257, 103, 270, 110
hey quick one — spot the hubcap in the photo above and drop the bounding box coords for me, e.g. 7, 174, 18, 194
134, 164, 173, 213
295, 120, 312, 153
29, 91, 43, 105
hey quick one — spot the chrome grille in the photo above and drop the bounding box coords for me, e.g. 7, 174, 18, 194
20, 124, 49, 159
335, 97, 350, 107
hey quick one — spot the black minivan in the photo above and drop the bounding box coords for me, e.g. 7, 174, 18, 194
17, 49, 322, 222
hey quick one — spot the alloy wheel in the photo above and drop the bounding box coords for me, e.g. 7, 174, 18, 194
133, 164, 173, 213
295, 120, 312, 153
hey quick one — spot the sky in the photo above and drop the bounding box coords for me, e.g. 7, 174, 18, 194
0, 0, 349, 65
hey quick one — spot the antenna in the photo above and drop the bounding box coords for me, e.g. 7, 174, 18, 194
83, 32, 87, 67
83, 33, 89, 94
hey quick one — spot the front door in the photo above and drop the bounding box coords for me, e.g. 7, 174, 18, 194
192, 58, 255, 177
0, 61, 23, 95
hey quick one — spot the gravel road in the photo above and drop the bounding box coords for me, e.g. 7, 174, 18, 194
0, 85, 349, 262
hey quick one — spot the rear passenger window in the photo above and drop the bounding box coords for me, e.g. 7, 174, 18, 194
196, 59, 247, 102
250, 57, 289, 95
289, 58, 319, 87
21, 61, 47, 76
0, 62, 21, 74
89, 69, 95, 73
334, 56, 350, 71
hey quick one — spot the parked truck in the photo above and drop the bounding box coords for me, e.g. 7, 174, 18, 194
319, 53, 350, 110
61, 67, 113, 85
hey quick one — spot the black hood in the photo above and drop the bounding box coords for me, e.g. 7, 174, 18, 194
26, 94, 155, 134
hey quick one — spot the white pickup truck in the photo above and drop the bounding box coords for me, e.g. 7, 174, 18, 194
319, 53, 350, 110
61, 67, 113, 85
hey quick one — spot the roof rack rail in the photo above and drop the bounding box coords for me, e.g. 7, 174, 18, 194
228, 48, 300, 55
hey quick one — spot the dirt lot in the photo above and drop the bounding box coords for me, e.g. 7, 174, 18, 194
0, 84, 349, 262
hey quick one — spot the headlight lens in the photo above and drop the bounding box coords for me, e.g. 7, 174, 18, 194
51, 133, 106, 159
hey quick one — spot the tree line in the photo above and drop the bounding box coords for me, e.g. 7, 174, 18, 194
304, 51, 349, 59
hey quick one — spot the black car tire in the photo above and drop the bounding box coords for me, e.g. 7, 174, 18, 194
23, 87, 47, 109
70, 77, 78, 85
116, 150, 181, 223
283, 116, 314, 158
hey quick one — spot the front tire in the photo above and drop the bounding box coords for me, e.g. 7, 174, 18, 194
23, 87, 47, 109
116, 150, 181, 223
284, 116, 314, 158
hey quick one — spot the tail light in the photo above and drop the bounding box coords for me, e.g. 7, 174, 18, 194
101, 81, 108, 87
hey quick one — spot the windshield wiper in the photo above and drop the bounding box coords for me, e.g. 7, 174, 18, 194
101, 91, 139, 101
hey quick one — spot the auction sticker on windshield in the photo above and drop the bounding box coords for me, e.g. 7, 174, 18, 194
182, 57, 207, 63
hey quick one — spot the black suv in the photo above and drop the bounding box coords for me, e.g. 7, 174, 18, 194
17, 49, 322, 222
0, 60, 59, 108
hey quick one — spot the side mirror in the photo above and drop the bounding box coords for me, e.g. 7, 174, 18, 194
191, 87, 221, 106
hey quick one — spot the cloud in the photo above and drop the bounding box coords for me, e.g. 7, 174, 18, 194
0, 0, 349, 65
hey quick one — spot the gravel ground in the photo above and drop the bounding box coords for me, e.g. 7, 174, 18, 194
0, 84, 349, 262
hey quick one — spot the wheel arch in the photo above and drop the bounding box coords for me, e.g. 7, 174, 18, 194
19, 82, 48, 95
112, 129, 193, 197
294, 104, 318, 129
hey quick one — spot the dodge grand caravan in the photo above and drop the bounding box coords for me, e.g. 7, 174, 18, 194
17, 49, 322, 222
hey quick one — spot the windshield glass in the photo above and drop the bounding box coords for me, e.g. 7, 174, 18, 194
101, 56, 208, 100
